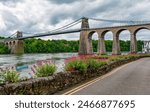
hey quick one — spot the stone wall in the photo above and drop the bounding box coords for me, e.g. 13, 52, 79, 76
0, 57, 141, 95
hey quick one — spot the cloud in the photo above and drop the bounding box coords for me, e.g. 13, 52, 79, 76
0, 0, 150, 40
49, 0, 80, 4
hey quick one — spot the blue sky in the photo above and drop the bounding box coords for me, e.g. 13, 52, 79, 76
0, 0, 150, 40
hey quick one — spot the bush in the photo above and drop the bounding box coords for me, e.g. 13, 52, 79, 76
0, 43, 10, 54
65, 59, 107, 72
87, 59, 107, 70
35, 64, 56, 77
0, 79, 5, 85
65, 60, 87, 73
109, 57, 120, 62
127, 55, 138, 59
0, 73, 5, 85
98, 55, 109, 59
2, 71, 19, 83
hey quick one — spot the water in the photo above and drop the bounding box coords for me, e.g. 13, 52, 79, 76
0, 52, 129, 77
0, 53, 78, 77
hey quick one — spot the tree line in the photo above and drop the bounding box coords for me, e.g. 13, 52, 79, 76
0, 38, 143, 54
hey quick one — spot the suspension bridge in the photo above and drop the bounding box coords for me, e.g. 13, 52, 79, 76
3, 17, 150, 54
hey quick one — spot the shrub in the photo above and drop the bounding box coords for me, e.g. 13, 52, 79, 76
2, 70, 19, 83
35, 64, 56, 77
0, 73, 5, 85
0, 79, 5, 85
65, 59, 107, 72
98, 55, 109, 59
65, 60, 87, 73
87, 59, 107, 70
127, 55, 137, 59
109, 57, 120, 62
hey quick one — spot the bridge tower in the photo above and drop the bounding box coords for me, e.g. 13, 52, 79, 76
79, 17, 93, 55
5, 31, 24, 54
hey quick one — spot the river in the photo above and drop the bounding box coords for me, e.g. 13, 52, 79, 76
0, 52, 130, 78
0, 53, 78, 77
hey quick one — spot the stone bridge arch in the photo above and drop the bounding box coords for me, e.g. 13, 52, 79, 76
79, 17, 150, 55
4, 31, 24, 54
133, 27, 150, 35
87, 30, 99, 54
115, 29, 131, 54
99, 30, 113, 55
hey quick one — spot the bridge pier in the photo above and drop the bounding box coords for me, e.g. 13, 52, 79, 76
98, 34, 106, 55
79, 17, 94, 55
112, 32, 121, 55
79, 30, 92, 55
130, 33, 137, 54
5, 31, 24, 54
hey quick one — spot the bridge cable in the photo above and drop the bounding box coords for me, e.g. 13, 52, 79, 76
22, 18, 82, 36
30, 20, 81, 37
88, 17, 150, 24
49, 20, 81, 33
46, 18, 82, 33
7, 32, 17, 38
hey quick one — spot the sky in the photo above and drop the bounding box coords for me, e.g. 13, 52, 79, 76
0, 0, 150, 40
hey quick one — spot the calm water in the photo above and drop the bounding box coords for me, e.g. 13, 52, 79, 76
0, 52, 130, 77
0, 53, 78, 77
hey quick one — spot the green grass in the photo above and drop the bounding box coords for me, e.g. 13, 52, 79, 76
1, 70, 19, 83
65, 60, 88, 73
35, 64, 56, 77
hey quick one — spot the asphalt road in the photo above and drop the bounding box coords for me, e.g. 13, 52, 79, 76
63, 58, 150, 95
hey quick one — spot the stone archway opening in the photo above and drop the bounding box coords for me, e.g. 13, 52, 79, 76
134, 28, 150, 53
117, 30, 130, 54
88, 31, 99, 54
101, 31, 113, 55
9, 42, 12, 46
6, 42, 8, 46
13, 41, 15, 45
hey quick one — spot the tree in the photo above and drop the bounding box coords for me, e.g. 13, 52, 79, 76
0, 43, 10, 54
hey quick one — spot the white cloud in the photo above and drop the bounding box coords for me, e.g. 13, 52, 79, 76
0, 0, 150, 40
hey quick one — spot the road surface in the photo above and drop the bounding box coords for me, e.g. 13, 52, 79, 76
63, 58, 150, 95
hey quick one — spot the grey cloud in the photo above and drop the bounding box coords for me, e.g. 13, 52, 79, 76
0, 0, 23, 3
0, 0, 24, 7
1, 10, 21, 30
0, 0, 150, 39
49, 0, 80, 4
48, 0, 134, 25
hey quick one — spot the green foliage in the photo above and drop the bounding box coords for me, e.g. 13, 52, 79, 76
35, 64, 56, 77
0, 43, 10, 54
105, 40, 113, 52
0, 38, 144, 54
142, 54, 150, 57
0, 36, 5, 39
120, 40, 130, 51
1, 70, 19, 83
24, 39, 143, 53
0, 79, 5, 85
65, 59, 107, 72
109, 55, 140, 62
87, 59, 107, 70
98, 55, 109, 59
0, 73, 5, 85
65, 60, 87, 73
24, 39, 79, 53
137, 40, 143, 51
